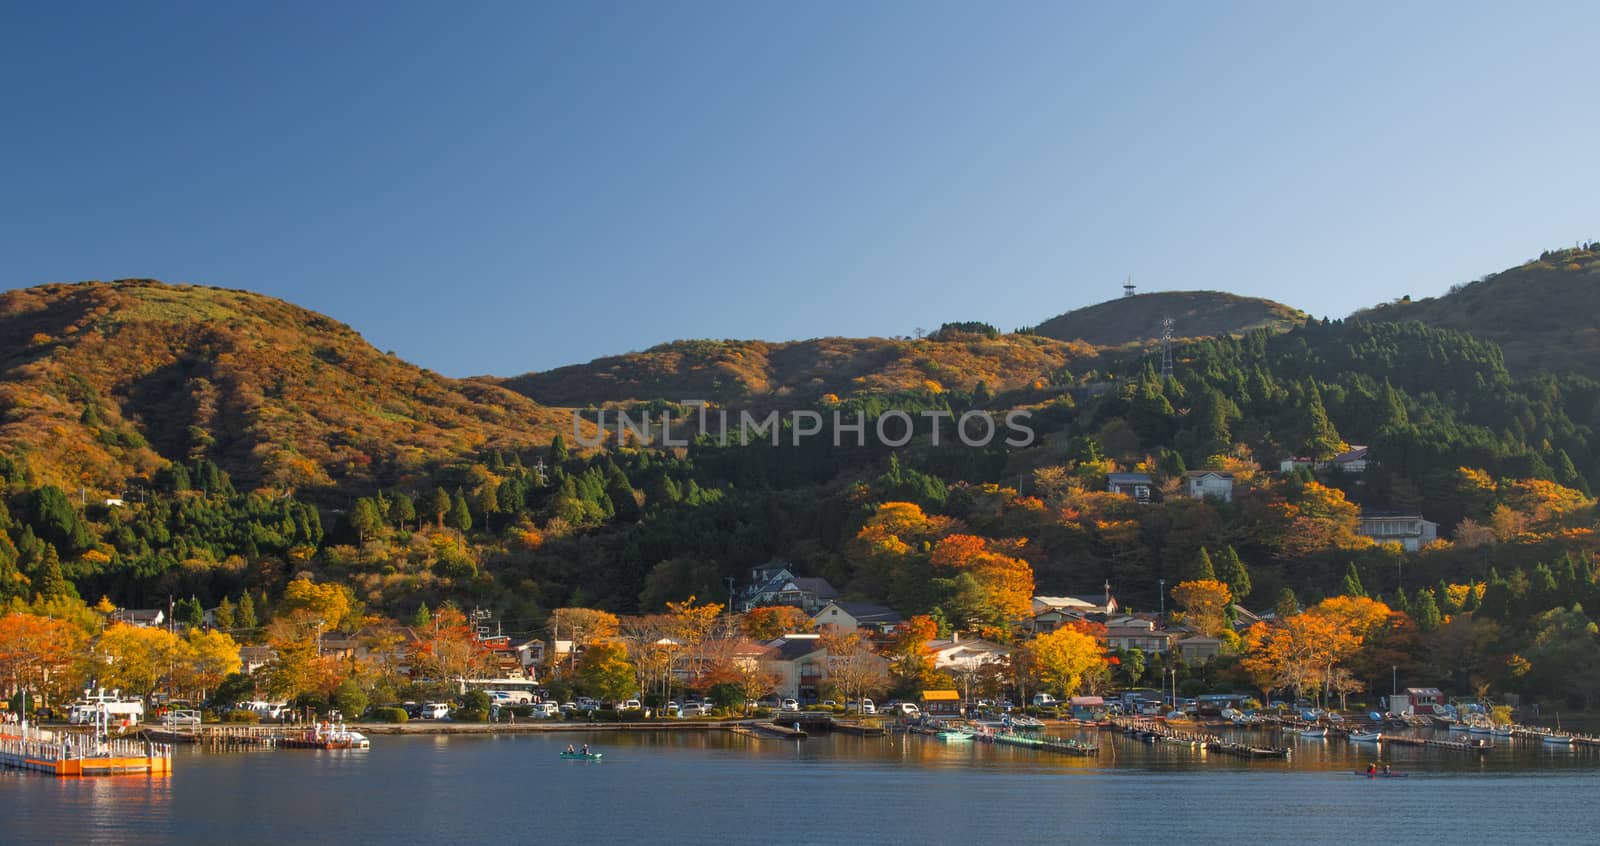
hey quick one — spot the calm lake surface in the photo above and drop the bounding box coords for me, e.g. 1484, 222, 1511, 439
5, 728, 1598, 845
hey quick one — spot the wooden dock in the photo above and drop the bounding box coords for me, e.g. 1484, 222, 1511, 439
978, 731, 1099, 756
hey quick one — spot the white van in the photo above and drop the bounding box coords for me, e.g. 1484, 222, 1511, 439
532, 702, 560, 718
1032, 694, 1058, 707
420, 702, 450, 720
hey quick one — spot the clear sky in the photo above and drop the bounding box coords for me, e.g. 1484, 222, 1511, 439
3, 2, 1596, 376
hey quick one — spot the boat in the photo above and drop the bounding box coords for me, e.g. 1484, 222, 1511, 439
1468, 723, 1494, 735
1352, 770, 1410, 778
1491, 726, 1514, 738
1298, 727, 1329, 738
1542, 734, 1573, 747
560, 751, 604, 760
278, 720, 369, 750
936, 730, 973, 742
1348, 730, 1383, 742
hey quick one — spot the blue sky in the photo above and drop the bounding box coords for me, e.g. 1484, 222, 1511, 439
3, 2, 1596, 376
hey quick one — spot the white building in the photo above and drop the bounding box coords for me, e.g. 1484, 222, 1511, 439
1184, 470, 1234, 502
1357, 510, 1438, 551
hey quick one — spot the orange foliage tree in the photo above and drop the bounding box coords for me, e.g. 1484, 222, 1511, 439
1170, 579, 1232, 637
743, 606, 815, 640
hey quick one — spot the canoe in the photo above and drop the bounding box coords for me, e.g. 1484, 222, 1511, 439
560, 752, 603, 760
1352, 771, 1410, 778
936, 731, 972, 742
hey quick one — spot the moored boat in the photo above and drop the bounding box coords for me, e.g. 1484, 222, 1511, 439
1542, 734, 1573, 747
1348, 730, 1383, 742
1298, 727, 1329, 738
936, 730, 973, 742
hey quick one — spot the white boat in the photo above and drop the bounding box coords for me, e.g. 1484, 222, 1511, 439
1468, 722, 1494, 735
1348, 730, 1383, 742
1542, 734, 1573, 746
1491, 727, 1514, 738
1298, 727, 1328, 738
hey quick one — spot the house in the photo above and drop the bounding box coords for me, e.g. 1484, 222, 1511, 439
1176, 635, 1221, 665
238, 645, 277, 674
813, 601, 903, 634
1230, 605, 1264, 630
514, 638, 546, 675
1184, 470, 1234, 502
920, 689, 962, 717
1104, 618, 1175, 654
738, 563, 839, 613
1280, 445, 1370, 475
1030, 593, 1119, 632
110, 609, 165, 628
760, 634, 889, 702
103, 498, 126, 508
1358, 510, 1439, 551
1069, 695, 1106, 720
1106, 472, 1154, 503
924, 636, 1010, 671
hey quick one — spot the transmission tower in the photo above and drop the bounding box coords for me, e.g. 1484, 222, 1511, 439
1159, 316, 1175, 380
1122, 276, 1136, 298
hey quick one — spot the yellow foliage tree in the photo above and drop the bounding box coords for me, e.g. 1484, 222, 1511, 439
1030, 626, 1106, 697
1170, 579, 1232, 637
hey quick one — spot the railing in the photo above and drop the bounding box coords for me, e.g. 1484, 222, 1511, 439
0, 730, 170, 763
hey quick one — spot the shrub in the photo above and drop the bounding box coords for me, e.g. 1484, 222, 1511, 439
369, 706, 408, 723
223, 709, 261, 724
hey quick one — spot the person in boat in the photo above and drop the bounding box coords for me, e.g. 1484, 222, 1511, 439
566, 743, 575, 754
581, 743, 590, 755
1383, 763, 1392, 775
1367, 762, 1377, 775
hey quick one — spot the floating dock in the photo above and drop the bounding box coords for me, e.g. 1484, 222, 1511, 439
0, 728, 171, 777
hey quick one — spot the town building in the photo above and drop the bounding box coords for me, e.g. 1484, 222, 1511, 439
1106, 472, 1154, 503
1183, 470, 1234, 502
812, 601, 903, 634
1280, 445, 1370, 475
1357, 510, 1439, 551
738, 563, 839, 612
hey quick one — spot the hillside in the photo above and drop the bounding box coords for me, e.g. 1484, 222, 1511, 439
0, 280, 565, 494
1350, 245, 1600, 379
1027, 290, 1308, 346
497, 332, 1097, 408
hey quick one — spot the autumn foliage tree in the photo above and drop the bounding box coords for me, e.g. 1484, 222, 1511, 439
1030, 626, 1107, 697
1170, 579, 1232, 637
742, 606, 814, 640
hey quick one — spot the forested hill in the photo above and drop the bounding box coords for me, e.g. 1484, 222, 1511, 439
1025, 290, 1308, 346
1351, 244, 1600, 379
496, 330, 1095, 408
0, 280, 565, 495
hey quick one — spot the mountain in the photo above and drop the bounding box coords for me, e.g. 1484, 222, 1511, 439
1350, 245, 1600, 379
0, 279, 564, 494
497, 331, 1096, 408
1026, 290, 1308, 346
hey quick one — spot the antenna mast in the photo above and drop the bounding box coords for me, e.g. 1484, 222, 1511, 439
1122, 276, 1136, 298
1160, 316, 1175, 380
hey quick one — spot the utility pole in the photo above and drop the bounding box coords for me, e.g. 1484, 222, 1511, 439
1159, 579, 1166, 616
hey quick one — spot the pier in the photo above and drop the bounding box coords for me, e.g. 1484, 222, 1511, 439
1, 727, 171, 777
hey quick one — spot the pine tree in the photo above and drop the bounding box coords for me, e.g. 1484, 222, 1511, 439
215, 596, 236, 630
1343, 562, 1366, 597
351, 497, 384, 544
448, 490, 473, 532
1185, 548, 1217, 582
32, 544, 74, 600
180, 596, 205, 629
550, 434, 569, 466
1413, 588, 1442, 630
237, 593, 258, 631
1296, 382, 1345, 460
1215, 546, 1251, 600
412, 603, 432, 628
1379, 379, 1408, 428
389, 493, 416, 530
428, 487, 452, 529
1273, 587, 1299, 619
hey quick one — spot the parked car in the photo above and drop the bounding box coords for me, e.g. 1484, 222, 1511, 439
678, 703, 706, 717
780, 698, 799, 711
532, 703, 561, 718
1033, 693, 1058, 707
420, 702, 450, 720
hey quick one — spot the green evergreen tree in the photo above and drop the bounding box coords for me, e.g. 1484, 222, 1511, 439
1273, 587, 1299, 619
389, 493, 416, 530
550, 434, 569, 466
237, 592, 258, 631
448, 490, 473, 532
1295, 383, 1345, 460
428, 487, 452, 529
214, 595, 236, 630
32, 544, 75, 600
350, 497, 384, 544
1185, 547, 1217, 582
0, 529, 27, 602
412, 602, 433, 628
1379, 379, 1408, 428
1215, 546, 1251, 600
1413, 588, 1442, 631
180, 596, 205, 629
1343, 562, 1366, 597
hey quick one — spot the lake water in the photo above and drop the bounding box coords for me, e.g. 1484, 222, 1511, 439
5, 728, 1598, 845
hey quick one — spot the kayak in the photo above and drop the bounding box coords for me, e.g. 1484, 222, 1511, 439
1352, 771, 1409, 778
560, 752, 603, 760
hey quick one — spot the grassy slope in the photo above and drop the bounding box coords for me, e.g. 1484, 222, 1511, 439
1028, 290, 1308, 346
